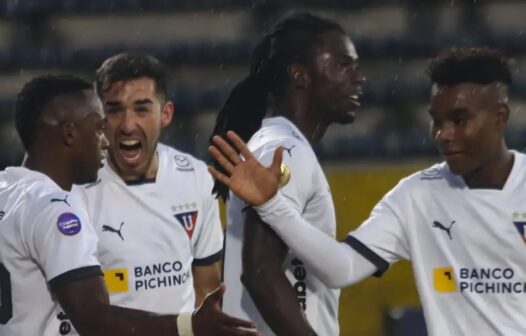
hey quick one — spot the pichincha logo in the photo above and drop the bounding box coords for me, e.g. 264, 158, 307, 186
104, 269, 128, 293
434, 267, 457, 293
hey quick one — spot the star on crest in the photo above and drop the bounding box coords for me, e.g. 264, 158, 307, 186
172, 202, 198, 213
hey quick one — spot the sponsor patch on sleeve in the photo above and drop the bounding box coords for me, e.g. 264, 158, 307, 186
57, 212, 82, 236
104, 269, 129, 293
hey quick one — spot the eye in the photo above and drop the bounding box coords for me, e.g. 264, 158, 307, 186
105, 107, 121, 115
454, 118, 467, 127
430, 117, 441, 128
135, 105, 150, 113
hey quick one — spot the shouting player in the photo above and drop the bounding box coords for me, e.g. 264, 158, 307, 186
74, 53, 223, 315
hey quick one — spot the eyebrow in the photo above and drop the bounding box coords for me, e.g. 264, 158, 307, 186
448, 108, 470, 115
104, 99, 154, 107
133, 99, 153, 105
105, 101, 121, 107
341, 54, 357, 62
428, 108, 470, 117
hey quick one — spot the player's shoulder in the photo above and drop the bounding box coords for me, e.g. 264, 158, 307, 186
394, 162, 451, 194
2, 167, 84, 218
158, 143, 209, 175
249, 119, 313, 161
4, 167, 65, 201
512, 150, 526, 171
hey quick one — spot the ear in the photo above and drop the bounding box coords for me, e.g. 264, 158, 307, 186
287, 64, 310, 89
160, 101, 174, 128
495, 104, 510, 131
61, 121, 78, 147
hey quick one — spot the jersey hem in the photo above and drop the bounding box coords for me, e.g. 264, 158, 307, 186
344, 236, 389, 277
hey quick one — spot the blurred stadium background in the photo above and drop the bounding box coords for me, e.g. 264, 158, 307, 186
1, 1, 525, 335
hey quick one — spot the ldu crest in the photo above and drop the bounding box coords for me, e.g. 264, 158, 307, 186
513, 222, 526, 244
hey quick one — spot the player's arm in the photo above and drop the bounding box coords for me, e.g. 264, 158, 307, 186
54, 276, 257, 336
29, 193, 257, 336
192, 161, 225, 307
208, 132, 406, 287
253, 193, 384, 288
241, 207, 317, 336
192, 262, 222, 307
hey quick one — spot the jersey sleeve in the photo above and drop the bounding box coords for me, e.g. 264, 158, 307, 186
191, 162, 224, 266
255, 140, 314, 213
347, 180, 412, 274
24, 192, 102, 291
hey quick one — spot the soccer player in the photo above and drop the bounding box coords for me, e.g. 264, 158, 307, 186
210, 13, 365, 336
73, 53, 224, 314
0, 75, 257, 335
210, 47, 526, 335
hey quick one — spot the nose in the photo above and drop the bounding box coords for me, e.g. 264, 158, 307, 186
119, 109, 137, 134
101, 132, 110, 150
352, 70, 366, 84
434, 122, 455, 144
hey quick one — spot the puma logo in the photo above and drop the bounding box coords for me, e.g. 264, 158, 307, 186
50, 195, 70, 207
284, 145, 296, 157
102, 222, 125, 241
433, 220, 455, 240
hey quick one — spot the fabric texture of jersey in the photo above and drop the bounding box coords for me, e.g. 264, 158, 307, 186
223, 117, 340, 336
0, 167, 100, 336
350, 151, 526, 336
74, 143, 223, 315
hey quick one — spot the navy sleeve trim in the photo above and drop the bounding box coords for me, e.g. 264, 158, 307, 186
48, 265, 103, 292
193, 249, 223, 266
344, 236, 389, 277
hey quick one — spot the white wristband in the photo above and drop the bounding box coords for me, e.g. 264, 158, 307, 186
176, 312, 194, 336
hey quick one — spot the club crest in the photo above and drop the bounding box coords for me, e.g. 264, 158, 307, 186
174, 211, 198, 239
513, 222, 526, 244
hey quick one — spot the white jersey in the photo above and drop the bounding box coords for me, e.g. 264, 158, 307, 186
223, 117, 340, 336
350, 151, 526, 336
0, 167, 100, 336
74, 143, 223, 314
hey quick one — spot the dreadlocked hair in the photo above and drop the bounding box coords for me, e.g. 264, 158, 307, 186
210, 13, 345, 200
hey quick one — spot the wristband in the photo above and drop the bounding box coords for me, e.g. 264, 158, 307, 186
176, 312, 194, 336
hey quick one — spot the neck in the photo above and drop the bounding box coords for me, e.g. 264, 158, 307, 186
108, 150, 159, 182
462, 142, 513, 189
23, 149, 73, 191
274, 94, 328, 144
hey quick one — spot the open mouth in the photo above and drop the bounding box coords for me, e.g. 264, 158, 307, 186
119, 139, 142, 162
348, 94, 361, 107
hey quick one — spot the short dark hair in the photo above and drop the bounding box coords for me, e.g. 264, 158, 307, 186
15, 75, 92, 151
94, 52, 170, 100
427, 47, 512, 86
210, 13, 346, 200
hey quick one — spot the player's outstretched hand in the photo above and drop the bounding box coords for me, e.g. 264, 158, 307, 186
192, 284, 261, 336
209, 131, 283, 206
